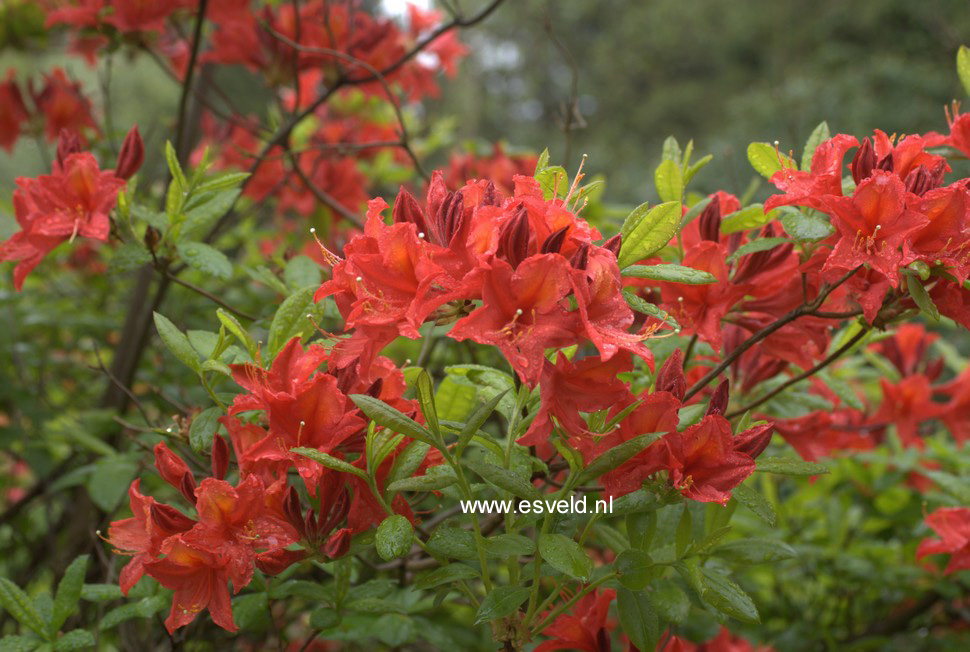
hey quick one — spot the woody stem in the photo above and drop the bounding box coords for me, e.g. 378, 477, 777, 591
725, 326, 869, 418
682, 265, 861, 402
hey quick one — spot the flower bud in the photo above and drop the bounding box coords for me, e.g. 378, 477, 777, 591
153, 442, 191, 492
256, 548, 307, 575
497, 206, 531, 268
850, 138, 875, 185
569, 242, 590, 271
366, 377, 383, 398
433, 190, 465, 245
150, 503, 195, 535
319, 488, 351, 536
733, 423, 774, 459
304, 508, 319, 537
602, 233, 622, 256
323, 527, 351, 559
283, 485, 306, 537
55, 129, 81, 169
705, 379, 730, 416
210, 435, 229, 481
392, 187, 428, 234
876, 153, 894, 173
114, 125, 144, 180
481, 180, 500, 207
656, 349, 687, 401
179, 471, 197, 505
698, 199, 721, 242
540, 225, 570, 255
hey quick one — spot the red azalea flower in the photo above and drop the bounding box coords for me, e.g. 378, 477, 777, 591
660, 241, 743, 352
773, 409, 879, 462
821, 171, 928, 287
31, 69, 98, 143
536, 588, 616, 652
519, 351, 635, 447
0, 152, 125, 290
144, 538, 238, 634
938, 367, 970, 445
104, 0, 189, 33
765, 134, 859, 213
449, 254, 577, 386
0, 70, 29, 152
917, 507, 970, 574
873, 374, 944, 449
905, 184, 970, 280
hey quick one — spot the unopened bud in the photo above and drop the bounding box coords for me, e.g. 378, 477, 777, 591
283, 486, 306, 537
115, 125, 144, 180
392, 188, 428, 234
876, 153, 894, 173
481, 180, 500, 207
850, 138, 875, 185
433, 190, 465, 245
656, 349, 687, 401
497, 206, 531, 268
179, 471, 197, 504
569, 242, 590, 271
540, 225, 570, 255
733, 423, 774, 459
698, 199, 721, 242
602, 233, 622, 256
150, 502, 195, 534
55, 129, 81, 169
705, 379, 730, 416
323, 527, 351, 559
211, 435, 229, 481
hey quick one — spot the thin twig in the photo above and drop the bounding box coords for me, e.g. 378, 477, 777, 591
164, 269, 258, 321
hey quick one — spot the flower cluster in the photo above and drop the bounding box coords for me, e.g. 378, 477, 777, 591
0, 128, 142, 290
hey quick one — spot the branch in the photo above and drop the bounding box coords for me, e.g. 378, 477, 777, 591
164, 269, 258, 321
174, 0, 209, 159
725, 327, 868, 418
283, 145, 364, 228
683, 266, 861, 402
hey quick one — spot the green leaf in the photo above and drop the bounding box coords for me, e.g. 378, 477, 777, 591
189, 406, 222, 453
622, 264, 717, 285
719, 203, 772, 234
654, 159, 683, 203
284, 255, 322, 290
414, 369, 440, 437
232, 593, 269, 631
731, 483, 776, 527
386, 472, 457, 493
52, 630, 94, 651
756, 457, 827, 476
414, 563, 480, 589
164, 140, 187, 190
99, 596, 167, 629
0, 579, 47, 636
675, 504, 692, 558
684, 154, 713, 186
427, 528, 478, 560
747, 142, 795, 179
153, 312, 202, 373
622, 290, 680, 329
538, 533, 592, 581
176, 242, 232, 280
375, 614, 417, 646
617, 588, 660, 652
456, 390, 508, 454
534, 148, 550, 174
473, 586, 530, 624
195, 171, 250, 195
661, 136, 682, 165
464, 459, 541, 501
86, 457, 137, 512
647, 579, 691, 624
216, 308, 257, 356
51, 555, 88, 634
375, 515, 414, 561
180, 189, 240, 240
577, 432, 663, 486
701, 569, 760, 623
79, 585, 122, 602
726, 237, 790, 263
267, 286, 317, 356
617, 201, 682, 268
0, 635, 41, 652
536, 165, 568, 200
109, 243, 153, 273
716, 538, 797, 564
615, 549, 653, 589
350, 395, 438, 448
308, 607, 340, 630
924, 471, 970, 503
387, 441, 431, 486
291, 448, 367, 480
778, 207, 834, 241
484, 534, 536, 558
906, 275, 940, 321
801, 121, 830, 171
434, 377, 477, 422
958, 45, 970, 97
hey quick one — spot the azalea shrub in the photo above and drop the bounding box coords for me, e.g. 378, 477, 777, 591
3, 2, 970, 651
